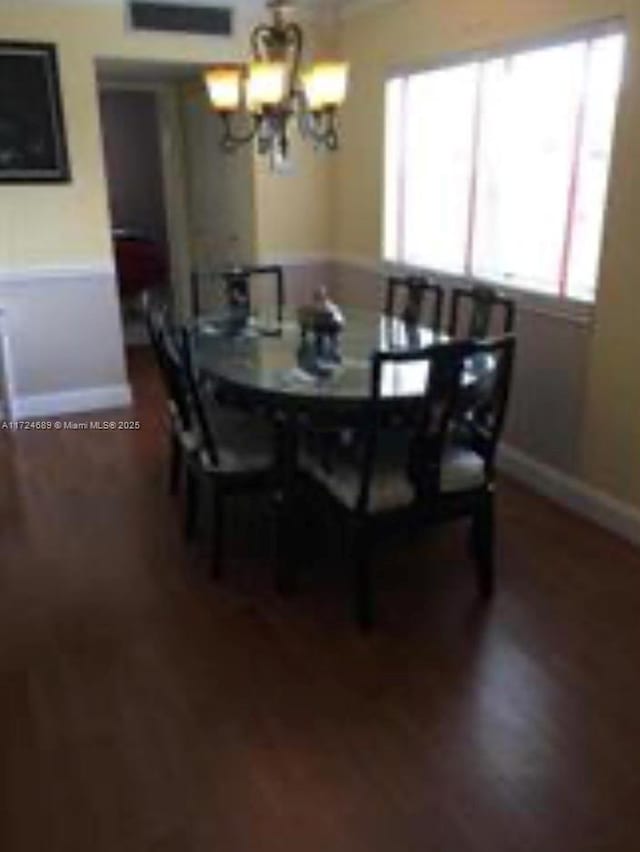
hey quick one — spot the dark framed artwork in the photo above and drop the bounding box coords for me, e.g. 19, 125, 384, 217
0, 42, 70, 183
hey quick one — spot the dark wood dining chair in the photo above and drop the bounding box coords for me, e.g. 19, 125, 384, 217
301, 335, 516, 629
142, 290, 199, 500
178, 327, 276, 575
221, 265, 285, 325
190, 269, 202, 318
384, 275, 444, 330
448, 284, 515, 339
143, 292, 276, 568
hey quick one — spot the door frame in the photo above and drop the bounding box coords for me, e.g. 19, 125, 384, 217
97, 78, 193, 320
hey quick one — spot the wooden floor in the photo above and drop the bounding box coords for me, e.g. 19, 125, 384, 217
1, 347, 640, 852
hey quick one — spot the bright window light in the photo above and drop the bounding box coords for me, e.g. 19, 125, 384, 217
383, 28, 626, 302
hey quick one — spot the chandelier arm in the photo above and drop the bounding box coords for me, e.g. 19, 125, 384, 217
294, 90, 309, 139
303, 108, 340, 151
283, 22, 304, 97
220, 112, 261, 151
250, 24, 275, 61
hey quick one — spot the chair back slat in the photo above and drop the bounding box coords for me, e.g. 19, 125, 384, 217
158, 327, 194, 435
356, 341, 470, 513
448, 284, 515, 339
190, 270, 201, 318
461, 334, 516, 473
180, 328, 220, 467
406, 343, 470, 499
141, 288, 164, 354
222, 265, 285, 324
142, 290, 193, 432
384, 275, 443, 330
353, 334, 515, 513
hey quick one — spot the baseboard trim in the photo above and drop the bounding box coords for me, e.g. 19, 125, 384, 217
11, 383, 132, 419
498, 444, 640, 548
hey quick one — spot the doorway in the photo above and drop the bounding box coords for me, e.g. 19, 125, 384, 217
98, 84, 171, 346
96, 60, 258, 348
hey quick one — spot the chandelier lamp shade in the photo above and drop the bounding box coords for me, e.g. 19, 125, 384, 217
204, 0, 349, 157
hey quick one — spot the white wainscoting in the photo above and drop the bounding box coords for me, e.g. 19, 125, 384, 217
330, 255, 592, 477
323, 256, 640, 548
0, 264, 131, 418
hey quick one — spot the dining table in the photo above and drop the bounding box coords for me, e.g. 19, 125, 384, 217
191, 308, 453, 407
191, 306, 488, 589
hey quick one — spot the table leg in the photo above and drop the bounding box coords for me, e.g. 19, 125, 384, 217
274, 414, 299, 595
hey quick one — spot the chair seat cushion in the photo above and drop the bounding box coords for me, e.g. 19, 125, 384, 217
301, 443, 485, 513
179, 429, 200, 454
440, 446, 486, 493
169, 397, 272, 474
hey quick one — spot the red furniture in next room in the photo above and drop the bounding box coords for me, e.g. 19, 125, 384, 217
112, 229, 167, 301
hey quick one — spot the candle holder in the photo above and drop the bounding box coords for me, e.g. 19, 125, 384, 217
297, 287, 345, 375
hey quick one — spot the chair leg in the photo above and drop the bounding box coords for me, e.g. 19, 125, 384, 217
352, 526, 374, 631
184, 466, 199, 541
169, 433, 181, 496
211, 489, 225, 579
472, 492, 495, 598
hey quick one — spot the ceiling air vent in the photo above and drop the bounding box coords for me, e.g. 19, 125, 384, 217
129, 2, 233, 36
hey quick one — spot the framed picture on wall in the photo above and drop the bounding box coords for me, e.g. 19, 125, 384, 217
0, 42, 70, 183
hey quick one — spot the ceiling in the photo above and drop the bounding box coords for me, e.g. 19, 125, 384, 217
21, 0, 354, 8
14, 0, 384, 21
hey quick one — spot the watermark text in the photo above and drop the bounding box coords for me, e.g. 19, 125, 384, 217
1, 419, 142, 432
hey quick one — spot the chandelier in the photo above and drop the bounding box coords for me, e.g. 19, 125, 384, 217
204, 0, 348, 158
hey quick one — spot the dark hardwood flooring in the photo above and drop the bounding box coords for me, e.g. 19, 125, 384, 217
1, 346, 640, 851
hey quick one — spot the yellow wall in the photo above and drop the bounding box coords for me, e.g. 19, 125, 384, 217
0, 1, 332, 267
252, 18, 336, 262
0, 1, 257, 269
253, 134, 331, 261
4, 0, 640, 510
334, 0, 640, 506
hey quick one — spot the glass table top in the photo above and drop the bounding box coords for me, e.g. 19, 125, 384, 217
192, 308, 449, 406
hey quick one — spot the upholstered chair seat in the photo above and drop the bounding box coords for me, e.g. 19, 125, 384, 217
302, 443, 485, 513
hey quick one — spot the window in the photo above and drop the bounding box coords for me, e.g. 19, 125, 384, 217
384, 27, 626, 302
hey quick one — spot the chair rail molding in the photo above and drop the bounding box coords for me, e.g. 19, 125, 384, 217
333, 254, 594, 326
0, 262, 115, 287
257, 252, 333, 267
